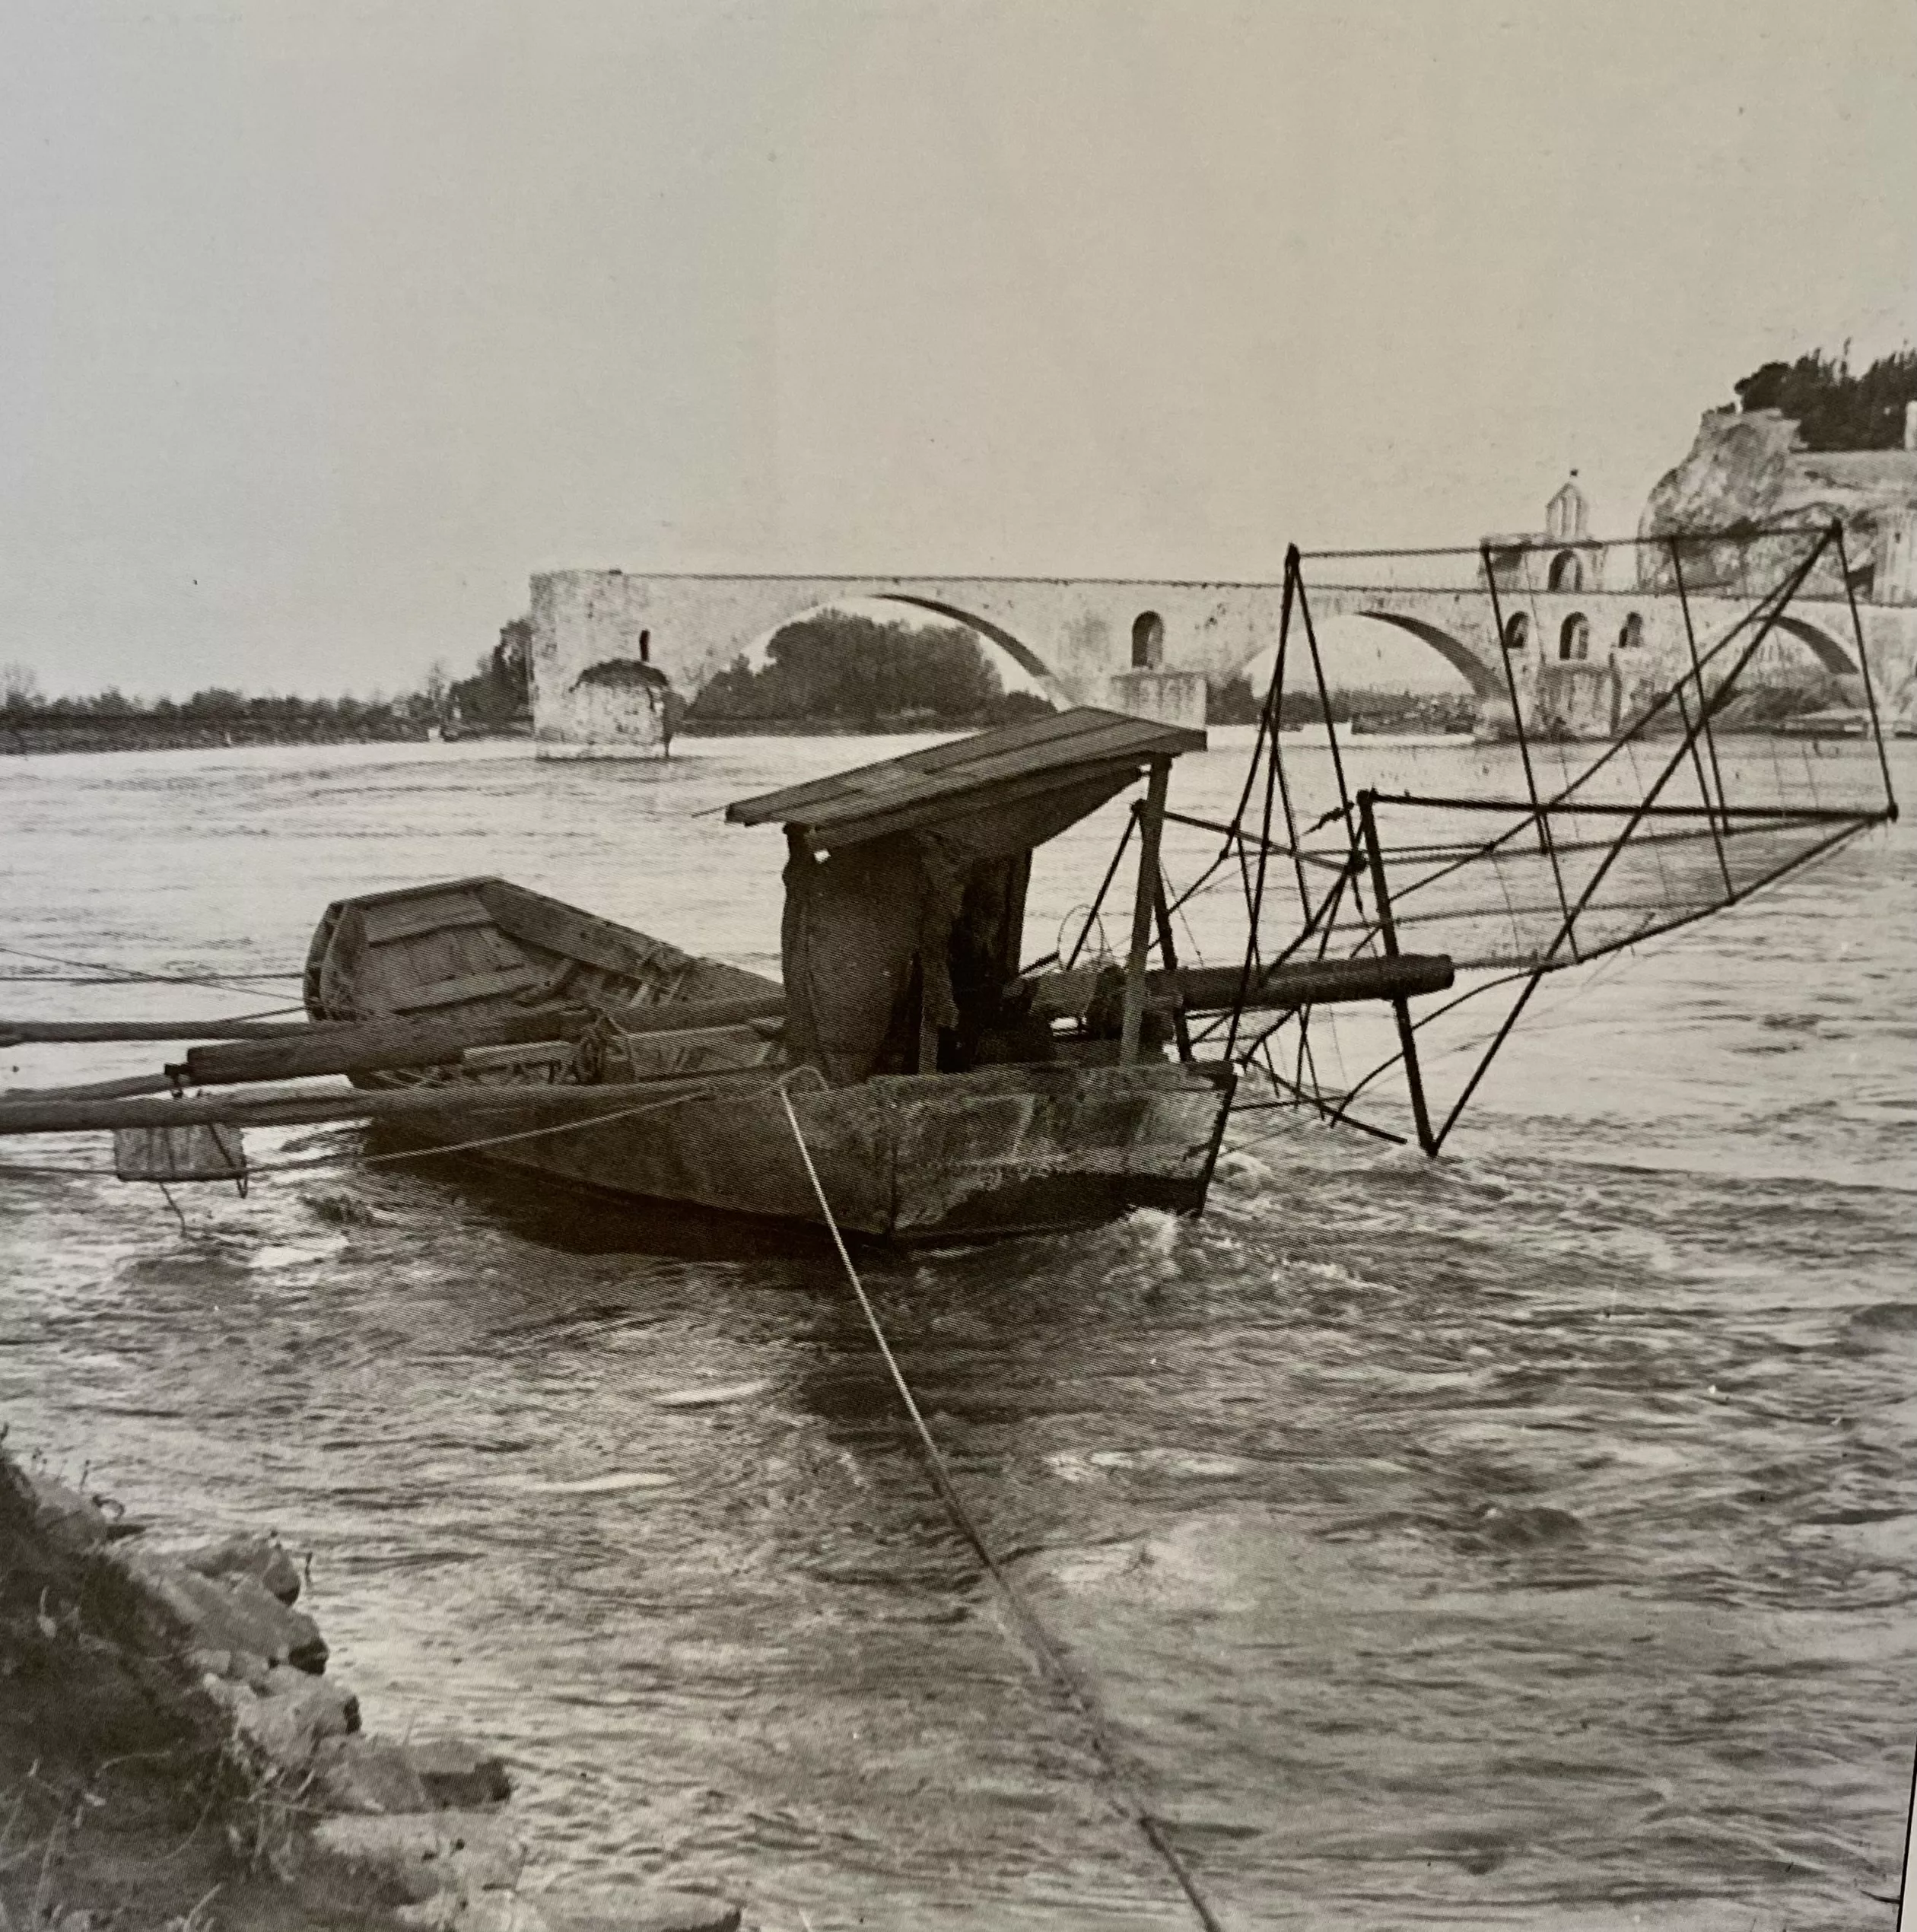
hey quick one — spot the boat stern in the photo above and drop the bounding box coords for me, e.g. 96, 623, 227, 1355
861, 1059, 1235, 1243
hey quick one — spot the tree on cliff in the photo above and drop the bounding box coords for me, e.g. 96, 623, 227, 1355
1734, 345, 1917, 450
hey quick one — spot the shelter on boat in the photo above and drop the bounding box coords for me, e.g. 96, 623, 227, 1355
727, 708, 1205, 1086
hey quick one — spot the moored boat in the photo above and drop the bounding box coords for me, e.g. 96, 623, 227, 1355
297, 712, 1241, 1240
289, 709, 1423, 1241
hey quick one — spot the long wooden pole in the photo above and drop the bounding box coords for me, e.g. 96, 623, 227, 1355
1022, 952, 1454, 1025
0, 990, 790, 1066
180, 990, 788, 1088
1, 1016, 339, 1044
1119, 758, 1171, 1066
1356, 789, 1437, 1155
0, 1066, 783, 1137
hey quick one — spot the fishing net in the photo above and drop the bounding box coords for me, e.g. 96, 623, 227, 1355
1084, 521, 1900, 1151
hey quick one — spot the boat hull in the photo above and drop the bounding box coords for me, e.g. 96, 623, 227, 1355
388, 1060, 1235, 1243
303, 877, 1235, 1242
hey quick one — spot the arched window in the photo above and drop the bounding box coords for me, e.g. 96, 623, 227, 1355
1617, 613, 1644, 651
1130, 610, 1165, 670
1559, 614, 1591, 662
1502, 612, 1531, 653
1547, 550, 1585, 593
638, 628, 651, 665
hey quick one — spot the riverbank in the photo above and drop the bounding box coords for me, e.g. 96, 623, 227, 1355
0, 1444, 742, 1931
2, 722, 532, 757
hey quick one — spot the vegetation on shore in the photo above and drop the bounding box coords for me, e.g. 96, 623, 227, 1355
684, 611, 1051, 730
2, 620, 536, 752
1206, 678, 1477, 732
2, 609, 1058, 748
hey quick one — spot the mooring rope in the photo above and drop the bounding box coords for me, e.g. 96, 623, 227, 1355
775, 1088, 1228, 1932
0, 939, 304, 1002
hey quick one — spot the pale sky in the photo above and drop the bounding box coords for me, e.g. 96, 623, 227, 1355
2, 0, 1912, 700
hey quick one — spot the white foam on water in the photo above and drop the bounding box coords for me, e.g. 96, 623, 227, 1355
510, 1472, 676, 1495
653, 1380, 772, 1409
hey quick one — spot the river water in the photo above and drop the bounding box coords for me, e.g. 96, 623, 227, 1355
2, 732, 1912, 1930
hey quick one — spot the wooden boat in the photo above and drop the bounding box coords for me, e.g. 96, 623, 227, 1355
297, 713, 1238, 1241
288, 709, 1444, 1243
0, 709, 1448, 1241
303, 882, 1250, 1241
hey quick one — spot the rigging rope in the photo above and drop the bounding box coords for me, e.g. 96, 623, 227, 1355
0, 939, 304, 1003
775, 1088, 1229, 1932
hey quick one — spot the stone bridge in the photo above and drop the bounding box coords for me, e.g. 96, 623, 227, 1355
528, 568, 1917, 755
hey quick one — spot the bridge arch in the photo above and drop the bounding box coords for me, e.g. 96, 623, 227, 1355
1348, 611, 1508, 699
864, 595, 1069, 703
1767, 614, 1857, 675
697, 593, 1070, 713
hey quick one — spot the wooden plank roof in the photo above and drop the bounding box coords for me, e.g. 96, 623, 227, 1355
726, 707, 1206, 848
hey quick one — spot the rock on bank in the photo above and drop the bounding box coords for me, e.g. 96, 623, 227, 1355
0, 1444, 740, 1931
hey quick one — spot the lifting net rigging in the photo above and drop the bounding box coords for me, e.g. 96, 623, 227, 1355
1062, 521, 1900, 1153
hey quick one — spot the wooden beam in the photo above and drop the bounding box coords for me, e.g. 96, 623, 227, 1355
0, 1016, 342, 1044
1119, 757, 1172, 1065
1022, 952, 1455, 1025
1152, 879, 1194, 1063
1358, 789, 1438, 1155
0, 1066, 784, 1137
4, 1072, 180, 1102
179, 989, 789, 1088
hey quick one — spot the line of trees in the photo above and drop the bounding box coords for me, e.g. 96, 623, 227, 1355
5, 610, 1055, 739
1, 618, 534, 739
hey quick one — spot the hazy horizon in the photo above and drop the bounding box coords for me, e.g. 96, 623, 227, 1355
4, 1, 1912, 701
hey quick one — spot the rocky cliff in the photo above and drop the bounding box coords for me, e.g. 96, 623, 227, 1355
1639, 408, 1917, 604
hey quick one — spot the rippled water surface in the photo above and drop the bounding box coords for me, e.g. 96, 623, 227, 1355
2, 734, 1912, 1930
